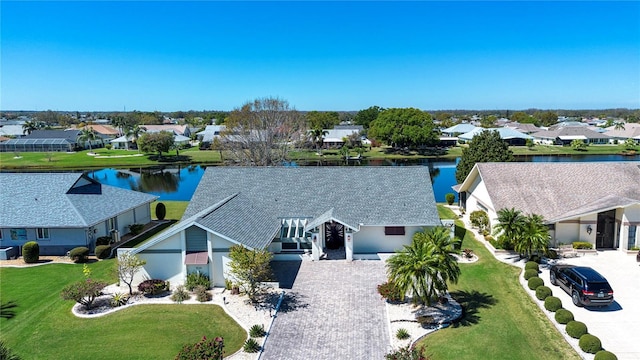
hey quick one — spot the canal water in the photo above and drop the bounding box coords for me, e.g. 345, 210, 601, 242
86, 154, 639, 203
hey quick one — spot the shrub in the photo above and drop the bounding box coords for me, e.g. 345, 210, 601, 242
243, 338, 260, 353
186, 272, 211, 291
61, 278, 108, 309
175, 336, 224, 360
156, 202, 167, 221
529, 255, 541, 263
445, 193, 455, 205
385, 344, 429, 360
594, 350, 618, 360
22, 241, 40, 263
470, 210, 489, 231
95, 245, 111, 259
572, 241, 593, 249
105, 144, 112, 150
528, 277, 544, 290
545, 248, 559, 260
566, 320, 588, 339
544, 296, 562, 312
225, 279, 233, 290
96, 236, 112, 246
523, 269, 539, 280
535, 286, 552, 300
128, 223, 144, 236
138, 279, 169, 296
69, 247, 90, 263
249, 324, 266, 338
524, 261, 539, 271
484, 235, 494, 242
377, 281, 404, 303
110, 292, 129, 307
171, 285, 190, 303
195, 285, 211, 302
396, 328, 410, 340
579, 334, 602, 354
554, 309, 574, 324
463, 248, 474, 259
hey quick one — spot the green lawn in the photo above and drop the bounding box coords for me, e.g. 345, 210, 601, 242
421, 206, 580, 360
0, 260, 246, 359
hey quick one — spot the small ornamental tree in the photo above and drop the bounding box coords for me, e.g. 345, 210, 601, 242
175, 336, 224, 360
469, 210, 489, 232
60, 278, 108, 309
117, 251, 147, 295
445, 193, 455, 205
227, 245, 273, 302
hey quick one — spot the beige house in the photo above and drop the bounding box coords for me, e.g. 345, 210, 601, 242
455, 162, 640, 251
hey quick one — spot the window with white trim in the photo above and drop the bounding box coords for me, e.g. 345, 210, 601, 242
37, 228, 50, 240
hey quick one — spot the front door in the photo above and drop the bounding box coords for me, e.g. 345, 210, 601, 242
596, 210, 616, 249
325, 221, 344, 250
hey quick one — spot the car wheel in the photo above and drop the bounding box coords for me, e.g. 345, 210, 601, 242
550, 272, 557, 286
572, 290, 582, 307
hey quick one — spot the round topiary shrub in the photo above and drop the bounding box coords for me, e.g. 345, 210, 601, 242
554, 309, 574, 324
544, 296, 562, 312
579, 334, 602, 354
594, 350, 618, 360
524, 268, 539, 280
566, 320, 588, 339
22, 241, 40, 263
445, 193, 455, 205
156, 202, 167, 221
69, 246, 90, 263
528, 276, 544, 290
95, 245, 111, 259
525, 261, 539, 271
535, 285, 552, 300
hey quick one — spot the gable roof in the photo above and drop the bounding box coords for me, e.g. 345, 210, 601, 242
24, 129, 80, 141
181, 167, 440, 249
458, 162, 640, 223
458, 127, 533, 141
441, 123, 477, 134
0, 173, 157, 228
603, 123, 640, 139
84, 124, 120, 136
531, 126, 611, 140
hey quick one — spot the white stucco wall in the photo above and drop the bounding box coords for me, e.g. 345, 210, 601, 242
134, 232, 184, 286
210, 235, 235, 287
353, 225, 425, 254
0, 227, 88, 255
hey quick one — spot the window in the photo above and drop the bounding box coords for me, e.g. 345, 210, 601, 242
547, 224, 555, 231
9, 228, 27, 241
629, 225, 637, 250
108, 217, 117, 231
385, 226, 405, 236
37, 228, 49, 240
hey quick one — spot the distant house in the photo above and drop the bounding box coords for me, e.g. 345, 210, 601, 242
504, 122, 541, 134
458, 127, 533, 146
0, 173, 157, 255
441, 123, 477, 137
83, 124, 120, 139
603, 123, 640, 144
455, 162, 640, 251
197, 125, 226, 149
140, 124, 191, 137
122, 167, 442, 287
531, 126, 611, 145
0, 125, 28, 138
0, 129, 100, 152
322, 125, 364, 148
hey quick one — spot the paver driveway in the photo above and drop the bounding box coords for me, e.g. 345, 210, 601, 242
261, 260, 390, 360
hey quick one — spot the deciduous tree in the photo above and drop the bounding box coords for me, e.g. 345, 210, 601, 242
368, 108, 437, 149
117, 251, 147, 295
353, 106, 383, 129
305, 111, 340, 130
138, 131, 175, 157
455, 130, 514, 183
227, 245, 273, 302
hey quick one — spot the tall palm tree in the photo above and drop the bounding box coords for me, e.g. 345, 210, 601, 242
78, 128, 98, 151
22, 121, 40, 135
112, 115, 127, 136
493, 208, 525, 247
613, 121, 625, 131
307, 127, 328, 154
126, 125, 147, 150
387, 227, 461, 305
517, 214, 549, 257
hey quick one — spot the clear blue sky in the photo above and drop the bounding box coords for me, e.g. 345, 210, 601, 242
2, 1, 639, 112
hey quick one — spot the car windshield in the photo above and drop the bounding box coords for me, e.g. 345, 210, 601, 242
587, 282, 611, 292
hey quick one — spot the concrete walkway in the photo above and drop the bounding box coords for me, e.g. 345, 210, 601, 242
261, 260, 389, 360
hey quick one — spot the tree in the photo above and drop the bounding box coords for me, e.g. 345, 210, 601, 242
353, 106, 383, 129
534, 111, 558, 127
571, 139, 587, 151
117, 251, 147, 295
479, 115, 497, 128
137, 131, 174, 157
305, 111, 340, 130
227, 245, 273, 302
624, 138, 637, 150
613, 121, 625, 131
78, 128, 99, 151
308, 127, 328, 154
455, 130, 514, 183
368, 108, 438, 149
21, 121, 41, 135
60, 278, 108, 309
492, 208, 526, 248
510, 111, 535, 125
517, 214, 549, 257
220, 97, 304, 166
386, 227, 460, 306
125, 124, 147, 149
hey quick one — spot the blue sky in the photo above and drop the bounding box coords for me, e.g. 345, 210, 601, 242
2, 1, 639, 111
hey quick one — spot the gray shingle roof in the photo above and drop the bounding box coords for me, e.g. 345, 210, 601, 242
471, 162, 640, 222
0, 173, 158, 228
531, 127, 611, 140
185, 167, 440, 249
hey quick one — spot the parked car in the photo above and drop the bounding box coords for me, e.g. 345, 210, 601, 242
549, 265, 614, 307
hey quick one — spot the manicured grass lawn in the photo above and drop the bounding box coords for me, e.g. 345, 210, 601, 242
0, 260, 246, 359
151, 200, 189, 220
422, 206, 580, 360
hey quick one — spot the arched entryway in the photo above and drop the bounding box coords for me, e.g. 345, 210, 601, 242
325, 221, 344, 249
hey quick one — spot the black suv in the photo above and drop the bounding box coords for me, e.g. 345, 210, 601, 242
549, 265, 614, 307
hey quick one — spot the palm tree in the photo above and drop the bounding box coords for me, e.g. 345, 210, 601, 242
386, 227, 461, 305
22, 121, 40, 135
492, 208, 525, 247
517, 214, 549, 258
613, 121, 625, 131
126, 125, 147, 150
78, 128, 98, 151
112, 115, 127, 136
307, 127, 328, 155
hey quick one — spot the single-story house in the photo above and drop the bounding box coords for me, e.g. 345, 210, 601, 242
458, 127, 533, 146
0, 173, 157, 255
454, 162, 640, 251
504, 122, 541, 134
0, 124, 28, 138
124, 167, 442, 287
603, 123, 640, 144
322, 125, 365, 148
441, 123, 477, 137
83, 124, 121, 138
140, 124, 191, 137
531, 126, 611, 145
197, 125, 226, 149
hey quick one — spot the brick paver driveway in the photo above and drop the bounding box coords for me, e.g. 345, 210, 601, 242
261, 260, 390, 360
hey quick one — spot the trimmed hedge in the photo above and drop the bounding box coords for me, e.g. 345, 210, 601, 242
524, 269, 539, 280
544, 296, 562, 312
524, 261, 539, 271
95, 245, 112, 259
23, 241, 40, 263
566, 320, 588, 339
528, 276, 544, 290
96, 236, 112, 246
69, 246, 90, 263
579, 334, 602, 354
554, 309, 574, 324
535, 286, 552, 300
573, 241, 593, 249
594, 350, 618, 360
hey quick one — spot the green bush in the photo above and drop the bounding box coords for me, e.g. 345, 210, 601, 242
175, 336, 224, 360
594, 350, 618, 360
128, 223, 144, 236
69, 247, 90, 263
529, 254, 541, 263
110, 292, 129, 307
249, 324, 266, 338
60, 278, 108, 309
544, 296, 562, 312
445, 193, 455, 205
195, 285, 211, 302
572, 241, 593, 249
243, 338, 260, 353
105, 144, 112, 150
156, 202, 167, 221
22, 241, 40, 263
377, 281, 404, 303
525, 261, 539, 271
579, 334, 602, 354
186, 272, 211, 291
395, 328, 410, 340
527, 276, 544, 290
566, 320, 588, 339
138, 279, 169, 295
545, 248, 559, 260
554, 309, 574, 324
96, 236, 112, 246
535, 286, 552, 300
95, 245, 111, 259
524, 269, 539, 280
171, 285, 190, 303
470, 210, 489, 231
